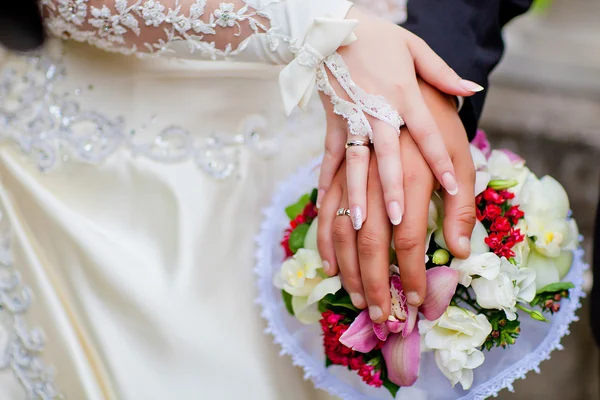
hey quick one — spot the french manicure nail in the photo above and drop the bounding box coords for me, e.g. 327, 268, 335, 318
388, 201, 403, 225
316, 189, 325, 209
458, 236, 471, 254
350, 292, 365, 307
458, 79, 484, 93
406, 291, 422, 306
369, 305, 383, 321
323, 261, 331, 274
442, 172, 459, 196
351, 206, 363, 230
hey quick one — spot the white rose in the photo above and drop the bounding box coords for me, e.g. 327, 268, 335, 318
471, 258, 536, 320
419, 306, 492, 390
434, 348, 485, 390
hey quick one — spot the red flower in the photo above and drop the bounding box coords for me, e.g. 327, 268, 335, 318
483, 204, 503, 221
281, 229, 293, 258
320, 311, 384, 388
476, 207, 484, 221
483, 188, 505, 204
499, 190, 515, 200
290, 214, 306, 229
490, 217, 511, 233
495, 245, 515, 259
485, 233, 504, 250
302, 203, 318, 221
505, 206, 525, 224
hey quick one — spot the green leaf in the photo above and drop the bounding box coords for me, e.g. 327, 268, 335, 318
310, 188, 319, 205
537, 282, 575, 294
321, 292, 360, 314
282, 290, 295, 316
289, 223, 310, 254
383, 379, 400, 398
285, 194, 311, 220
325, 356, 333, 368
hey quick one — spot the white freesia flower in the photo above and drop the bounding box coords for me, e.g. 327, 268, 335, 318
450, 252, 502, 287
471, 258, 536, 320
419, 306, 492, 390
435, 348, 485, 390
470, 145, 490, 196
452, 253, 536, 320
273, 248, 341, 323
519, 175, 579, 258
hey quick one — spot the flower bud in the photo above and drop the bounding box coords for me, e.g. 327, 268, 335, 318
498, 319, 507, 327
492, 330, 500, 339
488, 179, 519, 190
544, 299, 554, 308
552, 303, 561, 313
554, 294, 562, 301
530, 310, 549, 322
432, 249, 450, 265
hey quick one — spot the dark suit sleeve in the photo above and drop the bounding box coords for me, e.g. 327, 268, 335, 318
401, 0, 533, 140
0, 0, 45, 52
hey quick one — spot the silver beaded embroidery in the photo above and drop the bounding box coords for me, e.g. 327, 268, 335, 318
0, 209, 62, 399
0, 51, 281, 179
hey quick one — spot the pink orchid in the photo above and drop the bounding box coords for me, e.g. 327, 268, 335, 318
339, 267, 458, 354
472, 130, 491, 158
382, 324, 421, 387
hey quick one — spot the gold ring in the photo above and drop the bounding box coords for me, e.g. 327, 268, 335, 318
345, 139, 371, 149
336, 208, 351, 217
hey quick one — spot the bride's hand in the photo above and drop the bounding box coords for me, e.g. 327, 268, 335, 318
317, 80, 476, 323
317, 6, 482, 231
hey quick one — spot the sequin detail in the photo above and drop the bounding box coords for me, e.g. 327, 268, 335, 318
0, 52, 280, 178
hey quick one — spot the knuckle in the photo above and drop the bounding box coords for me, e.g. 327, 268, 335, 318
357, 231, 387, 256
382, 182, 402, 199
362, 279, 389, 298
404, 170, 420, 186
346, 148, 367, 166
324, 146, 342, 163
454, 203, 477, 228
342, 275, 362, 292
332, 221, 353, 243
394, 232, 422, 254
375, 143, 397, 159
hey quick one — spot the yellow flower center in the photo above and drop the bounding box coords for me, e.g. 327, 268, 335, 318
544, 232, 554, 244
296, 270, 304, 279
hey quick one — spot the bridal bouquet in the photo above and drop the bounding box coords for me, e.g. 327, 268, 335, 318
263, 131, 583, 399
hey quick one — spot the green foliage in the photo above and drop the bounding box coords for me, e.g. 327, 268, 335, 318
282, 290, 295, 316
288, 223, 310, 254
285, 194, 311, 220
483, 311, 521, 350
310, 188, 319, 205
319, 289, 360, 316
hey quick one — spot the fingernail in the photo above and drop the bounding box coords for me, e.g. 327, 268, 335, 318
459, 236, 471, 254
369, 305, 383, 321
323, 261, 331, 274
388, 201, 403, 225
442, 172, 459, 196
351, 206, 363, 230
406, 291, 422, 306
458, 79, 484, 92
350, 292, 365, 307
316, 189, 325, 209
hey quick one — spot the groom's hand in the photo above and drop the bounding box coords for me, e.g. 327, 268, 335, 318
317, 81, 476, 323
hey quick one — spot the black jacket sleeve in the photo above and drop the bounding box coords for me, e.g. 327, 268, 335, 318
0, 0, 45, 52
401, 0, 533, 140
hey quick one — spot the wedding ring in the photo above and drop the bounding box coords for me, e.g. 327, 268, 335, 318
345, 139, 370, 149
336, 208, 351, 217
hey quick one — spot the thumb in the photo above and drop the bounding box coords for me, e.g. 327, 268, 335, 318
406, 34, 484, 98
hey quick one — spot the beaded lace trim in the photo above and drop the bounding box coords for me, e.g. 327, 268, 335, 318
42, 0, 283, 59
0, 205, 61, 399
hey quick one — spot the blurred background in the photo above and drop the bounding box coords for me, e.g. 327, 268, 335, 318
483, 0, 600, 398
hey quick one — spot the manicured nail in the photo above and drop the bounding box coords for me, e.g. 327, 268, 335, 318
316, 189, 326, 209
459, 79, 484, 92
442, 172, 459, 196
323, 261, 331, 274
369, 305, 383, 321
351, 206, 363, 230
388, 201, 403, 225
458, 236, 471, 255
406, 291, 422, 307
350, 292, 365, 307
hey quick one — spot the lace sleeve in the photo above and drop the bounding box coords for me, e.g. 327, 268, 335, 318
41, 0, 351, 61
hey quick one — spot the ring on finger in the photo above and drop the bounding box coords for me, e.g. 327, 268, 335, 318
336, 207, 351, 217
345, 139, 371, 149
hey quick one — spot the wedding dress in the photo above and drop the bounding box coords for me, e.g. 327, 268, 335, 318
0, 0, 406, 399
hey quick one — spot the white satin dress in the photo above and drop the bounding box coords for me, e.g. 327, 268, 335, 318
0, 0, 405, 398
